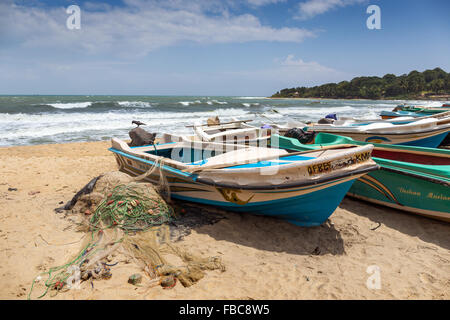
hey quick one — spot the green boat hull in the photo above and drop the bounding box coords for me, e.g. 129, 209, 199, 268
399, 106, 450, 114
274, 133, 450, 222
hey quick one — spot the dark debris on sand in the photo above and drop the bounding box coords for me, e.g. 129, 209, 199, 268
169, 201, 226, 242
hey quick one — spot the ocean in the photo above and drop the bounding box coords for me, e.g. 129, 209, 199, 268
0, 95, 445, 147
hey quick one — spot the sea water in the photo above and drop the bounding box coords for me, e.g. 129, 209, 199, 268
0, 95, 445, 146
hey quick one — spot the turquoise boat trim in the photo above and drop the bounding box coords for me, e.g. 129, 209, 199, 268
109, 147, 196, 179
280, 155, 316, 161
188, 159, 209, 166
130, 142, 176, 148
225, 160, 291, 169
115, 160, 200, 186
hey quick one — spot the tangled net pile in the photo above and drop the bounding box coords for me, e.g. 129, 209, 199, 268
90, 184, 173, 232
28, 173, 225, 299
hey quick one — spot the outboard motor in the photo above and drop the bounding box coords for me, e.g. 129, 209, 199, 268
128, 127, 157, 147
284, 128, 316, 144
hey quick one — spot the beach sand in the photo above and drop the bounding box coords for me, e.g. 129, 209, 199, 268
0, 141, 449, 300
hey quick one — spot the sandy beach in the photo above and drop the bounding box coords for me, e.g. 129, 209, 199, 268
0, 140, 449, 300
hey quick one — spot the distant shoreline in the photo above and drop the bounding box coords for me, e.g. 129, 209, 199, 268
266, 96, 450, 101
270, 68, 449, 102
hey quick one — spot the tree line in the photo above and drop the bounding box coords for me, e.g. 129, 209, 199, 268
271, 68, 450, 100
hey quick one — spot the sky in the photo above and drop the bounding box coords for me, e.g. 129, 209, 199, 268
0, 0, 449, 96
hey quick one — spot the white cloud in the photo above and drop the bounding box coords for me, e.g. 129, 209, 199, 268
296, 0, 366, 20
246, 0, 287, 7
280, 54, 334, 72
0, 1, 315, 58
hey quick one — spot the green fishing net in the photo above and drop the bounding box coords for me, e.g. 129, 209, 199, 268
28, 177, 224, 300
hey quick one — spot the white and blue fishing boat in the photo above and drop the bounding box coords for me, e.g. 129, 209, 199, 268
109, 138, 378, 226
339, 111, 450, 125
305, 117, 450, 147
380, 105, 450, 119
380, 110, 427, 119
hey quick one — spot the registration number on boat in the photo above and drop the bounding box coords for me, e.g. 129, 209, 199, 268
307, 151, 371, 176
307, 162, 332, 175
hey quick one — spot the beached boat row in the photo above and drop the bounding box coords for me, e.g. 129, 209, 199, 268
108, 103, 449, 226
276, 133, 450, 222
380, 103, 450, 119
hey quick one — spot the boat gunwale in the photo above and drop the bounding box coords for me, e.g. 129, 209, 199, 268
274, 133, 450, 155
375, 161, 450, 186
307, 124, 450, 136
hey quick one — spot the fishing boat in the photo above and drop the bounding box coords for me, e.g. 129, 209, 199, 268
335, 111, 450, 125
381, 105, 450, 119
275, 133, 450, 222
381, 110, 436, 119
400, 105, 450, 113
109, 137, 378, 226
380, 109, 450, 119
304, 117, 450, 147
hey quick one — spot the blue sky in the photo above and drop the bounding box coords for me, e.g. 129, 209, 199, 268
0, 0, 449, 95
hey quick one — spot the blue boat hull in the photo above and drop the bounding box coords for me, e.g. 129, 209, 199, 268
380, 110, 422, 118
318, 129, 450, 148
398, 131, 448, 148
172, 180, 356, 227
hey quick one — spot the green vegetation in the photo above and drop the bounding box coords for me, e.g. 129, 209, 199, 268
271, 68, 450, 100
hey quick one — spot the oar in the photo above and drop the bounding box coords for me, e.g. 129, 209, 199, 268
185, 119, 254, 128
183, 144, 357, 173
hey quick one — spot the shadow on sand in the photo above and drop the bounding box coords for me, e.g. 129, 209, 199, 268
340, 197, 450, 250
171, 201, 345, 256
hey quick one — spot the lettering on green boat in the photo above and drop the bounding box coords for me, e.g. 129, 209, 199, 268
398, 187, 421, 197
427, 192, 450, 201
